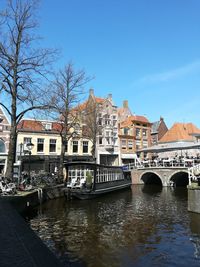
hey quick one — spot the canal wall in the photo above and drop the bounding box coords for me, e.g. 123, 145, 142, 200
42, 184, 65, 200
188, 185, 200, 213
0, 184, 68, 267
0, 200, 64, 267
1, 184, 66, 214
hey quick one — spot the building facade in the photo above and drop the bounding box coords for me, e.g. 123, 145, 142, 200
151, 117, 168, 145
0, 107, 10, 175
119, 115, 152, 164
82, 89, 120, 166
17, 119, 93, 173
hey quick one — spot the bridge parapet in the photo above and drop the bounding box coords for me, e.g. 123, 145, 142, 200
125, 158, 196, 171
131, 167, 189, 187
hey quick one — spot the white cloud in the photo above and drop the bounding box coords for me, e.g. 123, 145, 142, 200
135, 60, 200, 84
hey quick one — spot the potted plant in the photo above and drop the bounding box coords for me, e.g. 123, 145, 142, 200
86, 171, 93, 189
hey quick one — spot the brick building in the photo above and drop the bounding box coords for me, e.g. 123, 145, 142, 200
119, 115, 152, 164
151, 117, 168, 145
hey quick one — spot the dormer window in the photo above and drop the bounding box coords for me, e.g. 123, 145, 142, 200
43, 123, 52, 131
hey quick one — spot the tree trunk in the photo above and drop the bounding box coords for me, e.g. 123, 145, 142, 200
6, 124, 17, 180
58, 139, 65, 182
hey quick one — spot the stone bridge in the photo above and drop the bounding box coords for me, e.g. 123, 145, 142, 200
131, 167, 189, 187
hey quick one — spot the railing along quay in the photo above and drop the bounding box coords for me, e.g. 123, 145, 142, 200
124, 158, 200, 171
188, 163, 200, 185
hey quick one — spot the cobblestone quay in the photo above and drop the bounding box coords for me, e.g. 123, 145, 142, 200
0, 200, 64, 267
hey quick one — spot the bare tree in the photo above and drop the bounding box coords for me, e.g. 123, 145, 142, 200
83, 99, 102, 162
49, 63, 91, 181
0, 0, 57, 179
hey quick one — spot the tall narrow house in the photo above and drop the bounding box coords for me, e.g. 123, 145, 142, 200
80, 89, 120, 165
0, 107, 10, 175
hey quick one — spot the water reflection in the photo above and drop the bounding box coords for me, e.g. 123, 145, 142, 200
26, 186, 200, 267
189, 212, 200, 259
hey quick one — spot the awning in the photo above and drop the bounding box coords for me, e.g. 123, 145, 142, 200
138, 142, 200, 153
121, 153, 137, 159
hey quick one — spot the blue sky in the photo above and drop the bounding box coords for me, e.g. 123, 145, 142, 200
2, 0, 200, 128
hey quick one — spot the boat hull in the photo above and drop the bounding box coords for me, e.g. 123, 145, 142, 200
70, 181, 132, 200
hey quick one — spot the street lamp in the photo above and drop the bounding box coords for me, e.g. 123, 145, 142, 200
26, 141, 34, 184
18, 142, 24, 185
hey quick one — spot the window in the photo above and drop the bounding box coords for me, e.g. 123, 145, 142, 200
128, 140, 133, 150
0, 125, 3, 132
24, 137, 32, 144
49, 139, 56, 152
0, 140, 5, 153
65, 141, 68, 152
98, 118, 102, 126
99, 137, 102, 145
24, 137, 32, 150
105, 115, 110, 125
143, 129, 147, 136
136, 128, 141, 137
106, 138, 110, 145
37, 138, 44, 152
121, 140, 126, 149
136, 141, 141, 150
73, 141, 78, 153
83, 141, 88, 153
43, 123, 52, 130
124, 128, 129, 135
143, 141, 148, 148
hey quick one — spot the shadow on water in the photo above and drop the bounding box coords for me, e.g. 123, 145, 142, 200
169, 186, 188, 201
189, 212, 200, 235
141, 184, 162, 195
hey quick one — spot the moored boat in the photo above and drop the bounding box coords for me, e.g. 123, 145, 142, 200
64, 162, 131, 200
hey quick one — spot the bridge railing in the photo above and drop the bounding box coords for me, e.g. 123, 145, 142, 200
124, 158, 198, 171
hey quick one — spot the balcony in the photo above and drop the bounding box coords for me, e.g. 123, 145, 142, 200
105, 144, 115, 151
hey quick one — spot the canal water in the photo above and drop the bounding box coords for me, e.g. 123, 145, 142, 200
26, 185, 200, 267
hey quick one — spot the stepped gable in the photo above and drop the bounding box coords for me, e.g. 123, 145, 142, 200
73, 96, 104, 113
118, 100, 132, 122
159, 122, 200, 143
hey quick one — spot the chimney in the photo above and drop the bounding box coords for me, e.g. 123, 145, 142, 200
123, 100, 128, 108
89, 88, 94, 96
108, 93, 112, 100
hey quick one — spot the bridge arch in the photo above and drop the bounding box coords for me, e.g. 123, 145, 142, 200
141, 172, 162, 186
169, 171, 189, 187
